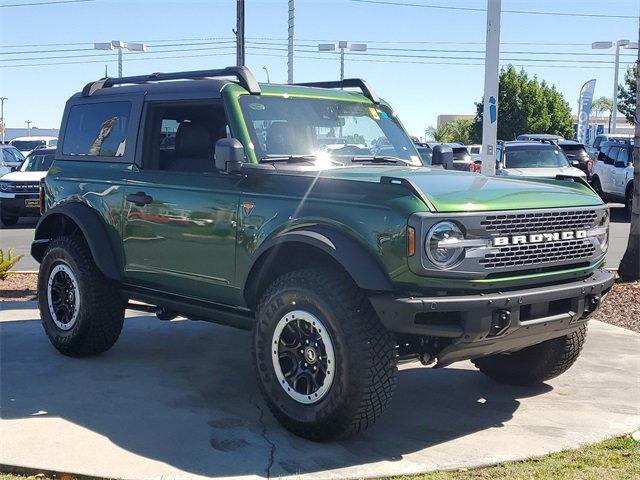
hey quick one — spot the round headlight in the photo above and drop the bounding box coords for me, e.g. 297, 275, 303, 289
596, 210, 609, 253
425, 221, 465, 269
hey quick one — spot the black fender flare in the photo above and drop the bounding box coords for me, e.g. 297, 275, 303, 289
244, 225, 394, 302
31, 203, 122, 281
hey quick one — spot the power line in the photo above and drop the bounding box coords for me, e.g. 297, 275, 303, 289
348, 0, 639, 19
0, 0, 93, 7
0, 40, 236, 55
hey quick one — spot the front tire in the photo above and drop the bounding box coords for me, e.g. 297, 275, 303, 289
591, 177, 604, 200
253, 268, 397, 440
472, 325, 587, 386
38, 235, 125, 357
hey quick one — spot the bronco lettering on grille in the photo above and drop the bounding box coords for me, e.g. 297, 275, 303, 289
493, 230, 587, 246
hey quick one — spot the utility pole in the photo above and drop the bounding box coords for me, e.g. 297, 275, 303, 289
236, 0, 245, 66
25, 120, 32, 137
0, 97, 7, 144
480, 0, 501, 176
288, 0, 294, 83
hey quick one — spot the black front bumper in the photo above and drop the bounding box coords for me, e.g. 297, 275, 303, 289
370, 269, 615, 366
0, 195, 40, 216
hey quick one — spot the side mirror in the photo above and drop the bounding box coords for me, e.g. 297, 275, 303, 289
431, 145, 454, 170
215, 138, 245, 173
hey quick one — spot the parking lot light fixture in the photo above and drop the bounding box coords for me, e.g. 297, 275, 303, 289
318, 42, 367, 80
94, 41, 147, 78
592, 39, 638, 133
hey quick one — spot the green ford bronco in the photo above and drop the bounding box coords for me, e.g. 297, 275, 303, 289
33, 67, 614, 440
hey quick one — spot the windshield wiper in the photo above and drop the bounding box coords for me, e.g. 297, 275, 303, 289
350, 155, 413, 165
260, 155, 319, 163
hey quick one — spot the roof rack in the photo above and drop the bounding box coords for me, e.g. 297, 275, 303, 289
294, 79, 380, 104
81, 66, 261, 97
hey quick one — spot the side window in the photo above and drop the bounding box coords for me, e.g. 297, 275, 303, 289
616, 147, 629, 167
62, 101, 131, 157
598, 145, 610, 162
49, 139, 58, 146
142, 102, 228, 172
606, 146, 619, 165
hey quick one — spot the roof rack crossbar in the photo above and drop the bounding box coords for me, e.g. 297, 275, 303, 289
81, 66, 261, 97
294, 79, 380, 104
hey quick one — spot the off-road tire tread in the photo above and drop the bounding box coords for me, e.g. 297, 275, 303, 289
38, 235, 125, 357
472, 325, 587, 386
253, 267, 397, 440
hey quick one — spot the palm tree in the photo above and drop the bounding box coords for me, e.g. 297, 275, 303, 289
592, 96, 613, 132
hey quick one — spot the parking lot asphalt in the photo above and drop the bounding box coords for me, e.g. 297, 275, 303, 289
0, 305, 638, 480
0, 203, 632, 272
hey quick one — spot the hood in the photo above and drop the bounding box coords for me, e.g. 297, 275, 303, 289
311, 165, 601, 212
500, 166, 586, 179
0, 170, 47, 182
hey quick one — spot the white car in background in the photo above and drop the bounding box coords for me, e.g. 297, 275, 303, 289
0, 147, 55, 226
591, 139, 635, 217
0, 145, 26, 176
467, 144, 482, 162
496, 141, 586, 180
9, 136, 58, 157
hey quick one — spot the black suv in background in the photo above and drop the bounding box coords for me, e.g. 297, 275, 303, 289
557, 140, 592, 177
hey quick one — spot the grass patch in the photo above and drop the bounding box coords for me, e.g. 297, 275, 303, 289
397, 434, 639, 480
1, 434, 638, 480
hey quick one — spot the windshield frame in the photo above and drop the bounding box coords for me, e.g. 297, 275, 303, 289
237, 93, 423, 167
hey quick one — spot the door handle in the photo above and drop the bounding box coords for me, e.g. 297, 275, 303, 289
126, 191, 153, 206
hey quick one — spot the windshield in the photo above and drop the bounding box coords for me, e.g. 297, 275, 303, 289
11, 140, 46, 151
1, 147, 25, 163
416, 147, 432, 164
239, 96, 422, 165
20, 152, 54, 172
504, 146, 569, 169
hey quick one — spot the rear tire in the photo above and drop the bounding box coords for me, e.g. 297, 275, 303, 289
253, 268, 397, 440
472, 325, 587, 386
38, 235, 125, 357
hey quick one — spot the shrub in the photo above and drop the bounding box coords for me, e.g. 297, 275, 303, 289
0, 248, 24, 280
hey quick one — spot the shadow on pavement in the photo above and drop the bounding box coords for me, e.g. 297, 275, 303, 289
1, 314, 551, 478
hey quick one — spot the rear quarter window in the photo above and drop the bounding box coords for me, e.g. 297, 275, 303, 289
62, 101, 131, 157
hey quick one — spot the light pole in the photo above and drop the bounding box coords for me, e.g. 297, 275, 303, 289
262, 66, 271, 83
236, 0, 245, 66
94, 41, 147, 78
25, 120, 32, 137
318, 42, 367, 80
0, 97, 7, 144
592, 39, 639, 133
288, 0, 294, 83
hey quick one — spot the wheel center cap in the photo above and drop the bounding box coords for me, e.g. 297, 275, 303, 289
304, 347, 317, 364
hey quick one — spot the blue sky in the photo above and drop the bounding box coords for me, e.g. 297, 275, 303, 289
1, 0, 638, 136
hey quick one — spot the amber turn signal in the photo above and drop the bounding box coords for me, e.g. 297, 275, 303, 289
407, 226, 415, 256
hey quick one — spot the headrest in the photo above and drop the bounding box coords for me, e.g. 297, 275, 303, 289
175, 123, 212, 158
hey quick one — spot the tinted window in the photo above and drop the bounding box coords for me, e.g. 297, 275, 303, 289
606, 146, 620, 164
20, 153, 54, 172
504, 146, 569, 168
62, 101, 131, 157
2, 147, 24, 162
598, 145, 610, 161
616, 148, 629, 166
11, 140, 45, 151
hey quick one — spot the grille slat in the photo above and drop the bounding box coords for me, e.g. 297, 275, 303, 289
481, 209, 597, 235
478, 209, 600, 270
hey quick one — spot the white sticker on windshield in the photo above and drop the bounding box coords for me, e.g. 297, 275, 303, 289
249, 103, 266, 111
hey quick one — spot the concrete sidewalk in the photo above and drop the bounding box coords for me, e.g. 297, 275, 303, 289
1, 303, 639, 480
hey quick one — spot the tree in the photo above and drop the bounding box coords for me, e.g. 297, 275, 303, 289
618, 32, 639, 280
618, 64, 637, 125
592, 96, 612, 119
470, 65, 574, 143
433, 119, 473, 144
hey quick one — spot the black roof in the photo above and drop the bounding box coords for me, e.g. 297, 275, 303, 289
27, 147, 56, 155
502, 140, 560, 149
72, 78, 232, 99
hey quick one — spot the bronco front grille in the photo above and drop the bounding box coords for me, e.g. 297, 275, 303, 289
481, 209, 598, 235
479, 239, 597, 269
